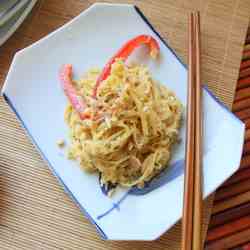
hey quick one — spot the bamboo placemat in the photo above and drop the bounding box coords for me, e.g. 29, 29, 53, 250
0, 1, 249, 249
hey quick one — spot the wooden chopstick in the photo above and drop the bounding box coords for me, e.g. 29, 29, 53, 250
192, 11, 203, 250
181, 12, 195, 250
181, 11, 203, 250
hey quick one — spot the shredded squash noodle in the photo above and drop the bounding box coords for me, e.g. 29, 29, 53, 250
64, 59, 182, 188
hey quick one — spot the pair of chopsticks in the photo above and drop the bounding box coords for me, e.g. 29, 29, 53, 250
181, 12, 203, 250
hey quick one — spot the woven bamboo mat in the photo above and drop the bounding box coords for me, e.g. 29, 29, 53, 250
0, 1, 249, 249
205, 25, 250, 250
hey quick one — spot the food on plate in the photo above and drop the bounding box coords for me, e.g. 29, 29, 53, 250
60, 35, 182, 189
57, 139, 65, 148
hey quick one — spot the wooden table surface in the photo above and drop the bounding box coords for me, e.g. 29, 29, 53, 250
0, 1, 249, 250
205, 26, 250, 250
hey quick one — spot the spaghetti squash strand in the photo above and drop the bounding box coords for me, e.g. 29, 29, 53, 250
64, 60, 182, 190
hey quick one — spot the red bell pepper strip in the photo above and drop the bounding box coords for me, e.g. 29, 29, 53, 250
59, 64, 90, 119
92, 34, 160, 97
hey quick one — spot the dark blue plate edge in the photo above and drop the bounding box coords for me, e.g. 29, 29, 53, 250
134, 5, 243, 125
134, 6, 185, 67
2, 93, 108, 240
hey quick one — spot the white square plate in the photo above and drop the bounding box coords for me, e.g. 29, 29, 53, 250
1, 3, 245, 240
